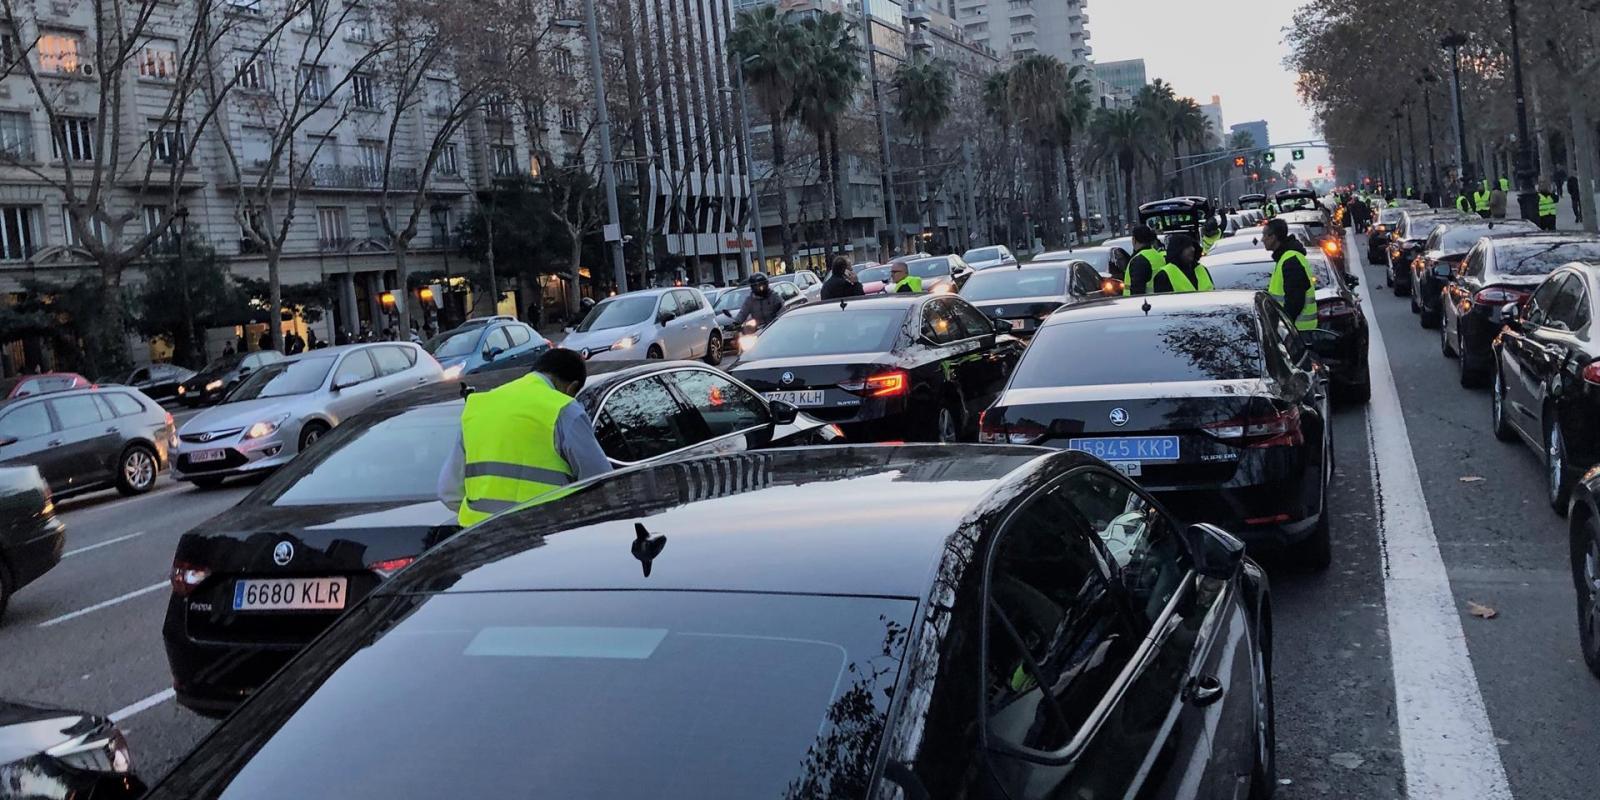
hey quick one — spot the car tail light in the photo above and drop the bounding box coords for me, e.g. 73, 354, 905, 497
841, 370, 908, 398
1583, 362, 1600, 385
1201, 407, 1303, 447
1318, 299, 1358, 322
1321, 239, 1342, 256
1473, 286, 1529, 307
170, 560, 211, 597
1101, 278, 1124, 294
979, 411, 1045, 444
368, 556, 416, 579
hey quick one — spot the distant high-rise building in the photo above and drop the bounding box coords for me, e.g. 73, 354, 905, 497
1198, 95, 1224, 143
1230, 120, 1271, 152
1093, 58, 1146, 97
953, 0, 1093, 68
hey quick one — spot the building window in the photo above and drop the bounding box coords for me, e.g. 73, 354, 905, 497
490, 144, 516, 177
316, 206, 347, 249
429, 206, 451, 246
228, 0, 261, 12
300, 64, 330, 101
296, 0, 329, 31
235, 53, 265, 90
484, 95, 511, 120
148, 122, 185, 164
241, 126, 273, 168
437, 141, 459, 176
366, 205, 394, 236
138, 39, 177, 80
358, 138, 383, 183
142, 205, 176, 250
0, 207, 35, 260
50, 116, 94, 162
559, 105, 579, 132
0, 28, 22, 69
351, 74, 376, 109
38, 32, 80, 74
347, 8, 372, 41
555, 50, 573, 77
0, 112, 32, 160
426, 78, 451, 115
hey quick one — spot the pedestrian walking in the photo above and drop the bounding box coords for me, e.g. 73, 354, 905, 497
437, 348, 611, 526
526, 300, 543, 332
306, 328, 321, 350
1537, 181, 1560, 231
1569, 175, 1584, 224
284, 329, 305, 355
820, 256, 864, 301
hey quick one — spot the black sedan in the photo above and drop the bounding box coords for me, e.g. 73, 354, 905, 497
1409, 219, 1538, 328
732, 293, 1024, 443
1201, 249, 1370, 402
177, 350, 285, 407
0, 386, 172, 498
1385, 210, 1463, 294
1366, 206, 1406, 263
163, 360, 837, 715
120, 363, 197, 403
979, 291, 1334, 567
957, 260, 1111, 337
0, 699, 144, 798
146, 445, 1273, 800
1442, 232, 1600, 387
0, 466, 65, 622
1564, 467, 1600, 678
1492, 263, 1600, 512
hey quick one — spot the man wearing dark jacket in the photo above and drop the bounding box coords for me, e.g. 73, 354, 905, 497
1569, 175, 1584, 224
734, 273, 785, 328
1262, 218, 1315, 332
820, 256, 864, 301
1121, 225, 1165, 295
1150, 233, 1213, 293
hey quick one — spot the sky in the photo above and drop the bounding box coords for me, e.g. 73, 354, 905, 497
1087, 0, 1333, 177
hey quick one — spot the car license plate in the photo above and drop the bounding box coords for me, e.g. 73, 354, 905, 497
190, 449, 227, 463
1007, 318, 1034, 330
232, 577, 348, 612
764, 390, 825, 407
1108, 461, 1142, 477
1066, 436, 1181, 462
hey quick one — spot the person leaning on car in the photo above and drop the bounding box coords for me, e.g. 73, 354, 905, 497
437, 347, 612, 527
820, 256, 865, 301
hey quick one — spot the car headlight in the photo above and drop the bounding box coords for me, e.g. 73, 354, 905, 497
737, 332, 759, 352
176, 385, 186, 395
612, 334, 639, 351
934, 283, 955, 294
243, 414, 290, 440
441, 363, 464, 380
204, 379, 223, 392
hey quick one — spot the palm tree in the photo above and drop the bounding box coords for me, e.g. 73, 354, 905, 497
1007, 54, 1069, 244
1134, 80, 1177, 199
1088, 107, 1159, 227
1167, 98, 1207, 195
793, 11, 862, 260
727, 7, 803, 268
1057, 64, 1094, 240
981, 71, 1011, 126
892, 56, 953, 241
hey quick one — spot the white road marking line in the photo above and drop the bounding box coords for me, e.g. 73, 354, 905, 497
62, 531, 146, 558
36, 582, 168, 628
109, 688, 175, 723
1352, 230, 1513, 799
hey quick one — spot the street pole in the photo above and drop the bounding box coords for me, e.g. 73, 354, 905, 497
581, 0, 628, 293
728, 68, 767, 273
1442, 32, 1471, 185
1405, 101, 1420, 196
861, 7, 900, 258
1507, 0, 1538, 218
1391, 111, 1404, 195
1421, 72, 1441, 201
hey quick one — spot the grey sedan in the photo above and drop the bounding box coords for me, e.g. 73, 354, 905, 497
172, 342, 442, 487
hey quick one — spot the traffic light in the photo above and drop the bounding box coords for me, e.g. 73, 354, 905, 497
1233, 156, 1246, 168
1262, 152, 1276, 164
1316, 165, 1325, 175
1251, 172, 1260, 181
1291, 149, 1305, 161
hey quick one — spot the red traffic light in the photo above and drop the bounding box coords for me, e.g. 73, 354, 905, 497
1251, 172, 1260, 180
1233, 157, 1247, 168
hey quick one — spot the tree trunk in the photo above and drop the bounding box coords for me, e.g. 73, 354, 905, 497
87, 267, 129, 375
815, 128, 835, 264
1062, 131, 1083, 240
829, 126, 847, 259
769, 111, 794, 269
267, 250, 285, 353
392, 244, 411, 342
1567, 88, 1599, 234
616, 0, 653, 280
566, 234, 583, 317
1123, 164, 1137, 226
1171, 133, 1183, 195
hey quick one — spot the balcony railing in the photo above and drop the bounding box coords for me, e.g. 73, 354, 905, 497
309, 164, 419, 190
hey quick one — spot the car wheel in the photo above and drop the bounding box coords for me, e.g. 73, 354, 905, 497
1409, 287, 1421, 314
299, 421, 329, 451
1492, 368, 1517, 442
191, 475, 226, 489
935, 402, 961, 444
703, 334, 722, 366
1247, 618, 1277, 799
1339, 369, 1371, 404
1549, 420, 1574, 516
1572, 516, 1600, 678
1459, 335, 1487, 387
1440, 319, 1457, 358
115, 445, 158, 496
647, 345, 664, 360
1420, 300, 1441, 329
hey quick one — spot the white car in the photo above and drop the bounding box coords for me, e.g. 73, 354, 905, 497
561, 287, 722, 364
961, 245, 1017, 271
172, 342, 442, 487
770, 270, 824, 302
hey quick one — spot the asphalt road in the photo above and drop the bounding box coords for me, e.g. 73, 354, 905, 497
2, 236, 1598, 794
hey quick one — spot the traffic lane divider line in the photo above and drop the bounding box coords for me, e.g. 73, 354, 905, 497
36, 581, 168, 628
109, 688, 176, 723
62, 531, 147, 558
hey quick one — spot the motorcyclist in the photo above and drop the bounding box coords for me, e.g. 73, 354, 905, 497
733, 273, 784, 329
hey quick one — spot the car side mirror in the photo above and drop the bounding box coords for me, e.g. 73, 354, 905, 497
1302, 328, 1341, 360
657, 311, 676, 325
1502, 302, 1522, 327
1181, 523, 1246, 579
768, 399, 799, 425
1343, 273, 1361, 289
992, 318, 1015, 335
483, 346, 505, 361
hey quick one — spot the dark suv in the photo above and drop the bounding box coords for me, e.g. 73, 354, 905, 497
0, 387, 173, 497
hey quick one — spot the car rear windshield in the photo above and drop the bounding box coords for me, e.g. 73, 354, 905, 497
964, 247, 1002, 263
743, 308, 903, 358
425, 329, 481, 358
1404, 217, 1447, 239
226, 357, 335, 401
1437, 223, 1534, 253
152, 591, 912, 800
14, 376, 78, 396
907, 257, 952, 278
1204, 257, 1335, 291
1038, 250, 1112, 272
960, 267, 1068, 301
1014, 310, 1264, 387
1493, 240, 1600, 277
260, 404, 461, 505
856, 265, 893, 283
578, 295, 657, 332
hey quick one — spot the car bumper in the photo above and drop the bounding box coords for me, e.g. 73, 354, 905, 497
162, 599, 321, 717
171, 438, 294, 480
1152, 473, 1323, 548
8, 515, 65, 589
1416, 278, 1446, 311
1460, 307, 1502, 366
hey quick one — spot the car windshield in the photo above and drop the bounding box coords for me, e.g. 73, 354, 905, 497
743, 308, 903, 359
1404, 217, 1448, 240
1378, 209, 1404, 224
714, 287, 750, 313
260, 404, 461, 505
963, 247, 1002, 263
200, 354, 246, 374
857, 265, 893, 283
1494, 240, 1600, 277
578, 295, 658, 332
1014, 309, 1264, 387
425, 329, 481, 358
1203, 258, 1336, 291
226, 357, 335, 401
906, 257, 952, 278
960, 267, 1068, 301
1277, 197, 1317, 212
149, 591, 911, 800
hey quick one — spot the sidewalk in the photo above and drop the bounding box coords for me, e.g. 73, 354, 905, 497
1505, 191, 1595, 232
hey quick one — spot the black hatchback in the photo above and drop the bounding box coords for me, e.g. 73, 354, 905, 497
145, 445, 1273, 800
163, 360, 836, 715
732, 294, 1024, 442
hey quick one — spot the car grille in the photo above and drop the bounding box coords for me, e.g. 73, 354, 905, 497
177, 450, 248, 473
181, 428, 244, 444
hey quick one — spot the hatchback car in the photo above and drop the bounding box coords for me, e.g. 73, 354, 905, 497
1367, 206, 1406, 263
0, 387, 172, 498
958, 261, 1110, 337
733, 293, 1024, 442
563, 287, 720, 364
0, 373, 91, 400
148, 445, 1272, 800
120, 363, 196, 402
0, 466, 65, 622
1032, 245, 1124, 278
961, 244, 1017, 270
177, 350, 285, 407
162, 360, 836, 715
980, 291, 1334, 567
171, 343, 442, 487
424, 319, 548, 380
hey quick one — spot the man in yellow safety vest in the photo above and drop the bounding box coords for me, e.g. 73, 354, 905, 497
1538, 181, 1560, 231
1262, 218, 1317, 332
1150, 233, 1214, 293
1121, 225, 1166, 295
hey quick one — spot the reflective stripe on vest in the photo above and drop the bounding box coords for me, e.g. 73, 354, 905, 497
894, 275, 924, 293
1123, 248, 1167, 295
1153, 263, 1214, 293
458, 373, 575, 527
1269, 250, 1318, 331
1456, 195, 1471, 213
1539, 193, 1559, 216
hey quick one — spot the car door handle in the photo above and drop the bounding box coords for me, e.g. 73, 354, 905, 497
1183, 675, 1225, 707
105, 427, 118, 434
46, 439, 63, 447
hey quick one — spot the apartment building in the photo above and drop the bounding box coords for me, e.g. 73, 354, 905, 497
950, 0, 1091, 68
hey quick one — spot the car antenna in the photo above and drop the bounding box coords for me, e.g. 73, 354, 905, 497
1141, 298, 1152, 315
839, 299, 848, 309
631, 522, 667, 578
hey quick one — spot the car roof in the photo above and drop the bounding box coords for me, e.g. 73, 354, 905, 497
1041, 290, 1261, 328
359, 359, 708, 417
1482, 231, 1600, 248
0, 384, 145, 411
281, 342, 404, 362
380, 445, 1071, 599
784, 293, 927, 315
